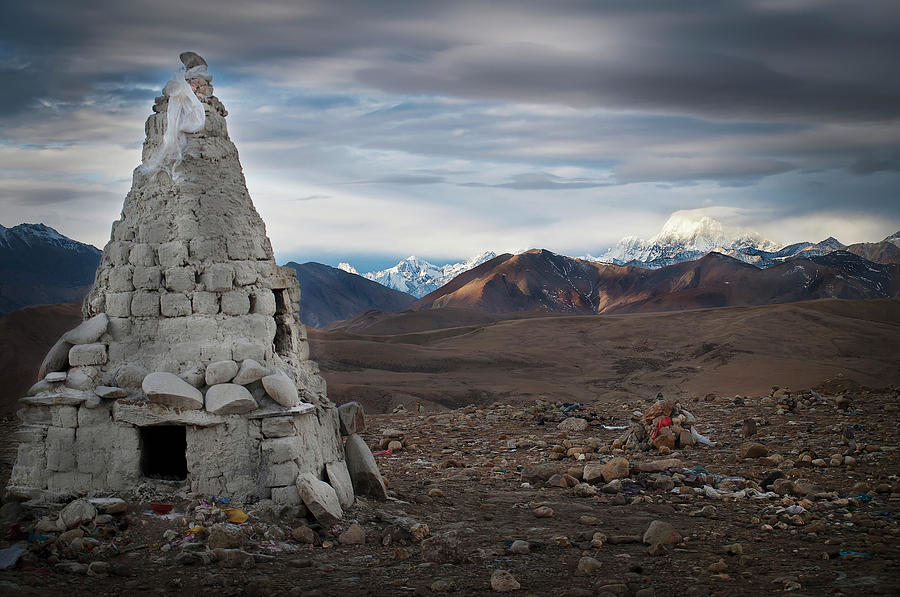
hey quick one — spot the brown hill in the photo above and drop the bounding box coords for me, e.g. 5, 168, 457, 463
309, 298, 900, 414
0, 301, 82, 415
412, 249, 900, 315
846, 240, 900, 265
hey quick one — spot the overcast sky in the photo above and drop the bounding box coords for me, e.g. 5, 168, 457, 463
2, 0, 899, 271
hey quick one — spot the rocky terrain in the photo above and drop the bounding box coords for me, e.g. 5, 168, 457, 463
1, 379, 898, 595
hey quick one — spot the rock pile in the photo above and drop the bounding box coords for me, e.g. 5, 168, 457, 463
611, 397, 709, 453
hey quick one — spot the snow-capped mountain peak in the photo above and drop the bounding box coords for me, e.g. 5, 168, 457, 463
0, 223, 94, 252
596, 212, 777, 268
337, 262, 358, 275
353, 251, 497, 297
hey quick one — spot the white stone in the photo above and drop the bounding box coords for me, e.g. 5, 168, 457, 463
45, 372, 67, 383
251, 289, 276, 315
262, 371, 298, 407
344, 433, 388, 500
142, 372, 203, 410
221, 290, 250, 315
59, 498, 97, 529
232, 339, 265, 362
206, 383, 258, 415
62, 314, 109, 345
192, 291, 219, 314
69, 343, 107, 367
39, 339, 72, 378
165, 267, 195, 292
158, 241, 188, 267
160, 293, 192, 317
326, 461, 355, 509
105, 292, 132, 317
128, 243, 155, 266
108, 265, 134, 291
296, 472, 342, 525
66, 367, 94, 390
105, 241, 131, 265
261, 416, 295, 438
132, 266, 162, 289
206, 360, 239, 385
115, 364, 147, 389
131, 292, 160, 317
201, 263, 234, 291
233, 359, 269, 385
51, 406, 78, 428
94, 386, 127, 399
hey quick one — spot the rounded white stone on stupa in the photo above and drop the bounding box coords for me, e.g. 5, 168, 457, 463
262, 371, 299, 407
205, 383, 257, 415
142, 371, 203, 410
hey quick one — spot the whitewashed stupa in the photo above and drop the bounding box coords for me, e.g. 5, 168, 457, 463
8, 53, 385, 516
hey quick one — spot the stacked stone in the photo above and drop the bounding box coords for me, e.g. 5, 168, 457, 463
611, 398, 699, 453
8, 52, 380, 512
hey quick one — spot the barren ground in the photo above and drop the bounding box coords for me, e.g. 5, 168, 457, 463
0, 299, 898, 595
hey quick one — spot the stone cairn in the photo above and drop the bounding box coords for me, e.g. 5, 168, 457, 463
611, 397, 705, 453
8, 52, 386, 520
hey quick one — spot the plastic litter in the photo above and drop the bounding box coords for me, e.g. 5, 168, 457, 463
684, 465, 711, 475
141, 64, 208, 179
0, 543, 26, 570
838, 550, 872, 559
690, 426, 716, 446
223, 508, 248, 524
850, 493, 872, 504
374, 449, 393, 456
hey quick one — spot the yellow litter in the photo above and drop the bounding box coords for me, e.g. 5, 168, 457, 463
223, 508, 248, 524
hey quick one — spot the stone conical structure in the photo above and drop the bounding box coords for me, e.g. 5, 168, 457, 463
8, 53, 377, 510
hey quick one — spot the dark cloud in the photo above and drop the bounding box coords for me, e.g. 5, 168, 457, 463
347, 174, 445, 185
461, 172, 611, 190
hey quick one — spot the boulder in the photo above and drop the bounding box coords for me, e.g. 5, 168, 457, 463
337, 401, 365, 435
338, 523, 366, 545
262, 371, 298, 407
232, 358, 269, 385
490, 569, 520, 592
344, 433, 388, 500
62, 314, 109, 345
142, 372, 203, 410
296, 472, 342, 525
558, 417, 589, 432
325, 460, 355, 509
741, 443, 768, 459
205, 383, 258, 415
59, 498, 97, 529
421, 531, 465, 564
205, 360, 239, 385
643, 399, 674, 422
642, 520, 681, 546
601, 457, 630, 482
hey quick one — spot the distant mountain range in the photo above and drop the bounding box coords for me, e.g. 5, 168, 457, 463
411, 248, 900, 316
0, 223, 101, 314
342, 251, 497, 298
2, 220, 899, 330
285, 262, 416, 328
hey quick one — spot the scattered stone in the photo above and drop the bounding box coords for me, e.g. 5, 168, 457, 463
421, 531, 465, 564
214, 548, 256, 569
59, 498, 97, 529
558, 417, 589, 432
208, 524, 244, 549
291, 526, 316, 544
338, 523, 366, 545
490, 569, 520, 592
142, 371, 203, 409
576, 556, 602, 576
532, 505, 554, 518
325, 460, 356, 509
742, 419, 757, 438
509, 540, 530, 554
741, 443, 768, 458
642, 520, 681, 547
708, 559, 728, 573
